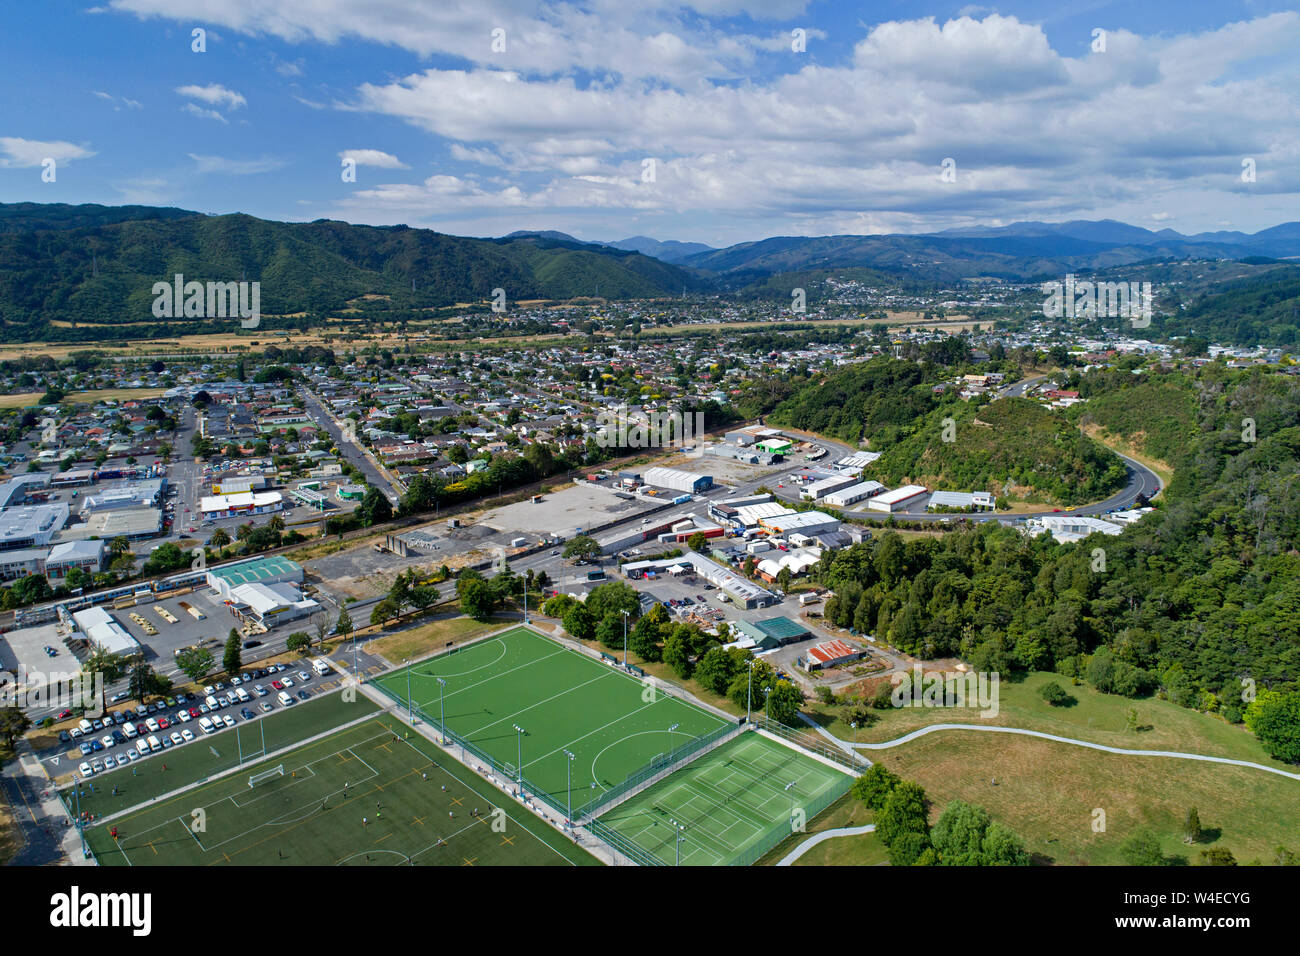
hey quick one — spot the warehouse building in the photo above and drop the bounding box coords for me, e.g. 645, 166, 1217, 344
621, 552, 777, 608
45, 539, 106, 579
733, 502, 797, 528
199, 490, 284, 520
72, 507, 163, 540
206, 555, 304, 602
71, 606, 141, 657
927, 490, 996, 511
836, 453, 881, 473
758, 510, 841, 538
226, 581, 320, 626
80, 479, 166, 513
867, 485, 930, 513
0, 503, 69, 551
822, 480, 887, 507
211, 475, 267, 496
642, 467, 713, 494
0, 474, 50, 509
1028, 515, 1124, 544
802, 473, 860, 501
799, 638, 867, 672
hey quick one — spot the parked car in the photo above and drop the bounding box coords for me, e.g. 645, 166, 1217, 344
260, 702, 273, 712
169, 732, 183, 746
79, 762, 93, 777
58, 730, 72, 744
222, 715, 236, 729
241, 708, 255, 720
56, 709, 72, 720
297, 690, 310, 701
181, 728, 195, 742
271, 680, 283, 690
78, 742, 93, 756
253, 684, 268, 697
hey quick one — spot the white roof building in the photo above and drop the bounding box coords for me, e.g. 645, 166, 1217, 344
71, 606, 141, 656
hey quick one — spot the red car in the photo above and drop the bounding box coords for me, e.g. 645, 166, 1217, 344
188, 706, 201, 718
271, 680, 284, 690
56, 709, 72, 720
157, 716, 170, 730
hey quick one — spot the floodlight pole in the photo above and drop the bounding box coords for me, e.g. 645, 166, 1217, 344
746, 659, 757, 724
436, 677, 446, 743
513, 724, 525, 790
621, 609, 630, 667
563, 748, 575, 826
73, 783, 88, 859
405, 659, 412, 724
669, 817, 686, 866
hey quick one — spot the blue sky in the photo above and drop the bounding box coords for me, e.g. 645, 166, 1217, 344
1, 0, 1297, 247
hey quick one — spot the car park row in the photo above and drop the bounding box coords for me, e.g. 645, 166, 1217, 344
65, 663, 317, 780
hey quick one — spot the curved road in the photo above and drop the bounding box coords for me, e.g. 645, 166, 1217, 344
777, 823, 876, 866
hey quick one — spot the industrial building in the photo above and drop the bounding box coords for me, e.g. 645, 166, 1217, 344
755, 548, 823, 581
0, 474, 50, 509
71, 606, 141, 657
867, 485, 930, 513
642, 467, 713, 494
226, 581, 320, 626
0, 503, 69, 551
199, 490, 284, 520
80, 479, 166, 513
757, 510, 841, 538
206, 555, 304, 602
72, 507, 163, 540
822, 480, 887, 507
45, 540, 106, 579
802, 473, 860, 501
799, 638, 867, 672
211, 475, 267, 495
1028, 515, 1125, 544
621, 552, 777, 608
927, 490, 996, 511
836, 453, 881, 473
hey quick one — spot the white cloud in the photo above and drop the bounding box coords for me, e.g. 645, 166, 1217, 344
175, 83, 247, 110
93, 90, 143, 110
183, 103, 228, 123
338, 149, 408, 169
0, 137, 96, 167
188, 153, 286, 175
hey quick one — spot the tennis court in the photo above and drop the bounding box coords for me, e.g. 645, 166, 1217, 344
376, 626, 733, 817
85, 714, 598, 866
596, 732, 852, 866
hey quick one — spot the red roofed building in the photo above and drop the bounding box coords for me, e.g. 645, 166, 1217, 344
799, 638, 867, 672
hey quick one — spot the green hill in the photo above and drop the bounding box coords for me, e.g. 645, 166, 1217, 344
0, 204, 698, 342
869, 397, 1128, 506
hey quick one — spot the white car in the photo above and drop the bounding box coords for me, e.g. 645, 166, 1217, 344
222, 715, 236, 729
79, 761, 93, 777
145, 717, 160, 733
281, 676, 294, 688
169, 731, 183, 746
91, 761, 104, 774
126, 749, 140, 762
181, 728, 195, 742
70, 726, 84, 739
203, 685, 215, 696
103, 755, 117, 769
297, 671, 311, 682
100, 734, 115, 749
177, 710, 192, 723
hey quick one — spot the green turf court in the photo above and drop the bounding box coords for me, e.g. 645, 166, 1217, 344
596, 732, 852, 866
85, 713, 599, 866
376, 626, 733, 817
62, 693, 378, 820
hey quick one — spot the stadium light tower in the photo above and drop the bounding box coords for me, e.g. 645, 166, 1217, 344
746, 659, 758, 724
621, 609, 630, 667
404, 658, 412, 724
763, 685, 772, 722
513, 724, 525, 788
563, 748, 576, 826
668, 817, 686, 866
436, 677, 447, 743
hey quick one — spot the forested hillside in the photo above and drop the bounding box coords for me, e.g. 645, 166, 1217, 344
814, 366, 1300, 756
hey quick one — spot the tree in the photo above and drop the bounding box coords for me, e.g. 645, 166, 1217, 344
875, 781, 930, 849
1120, 829, 1165, 866
585, 581, 640, 622
1244, 690, 1300, 764
595, 613, 625, 650
1039, 681, 1074, 706
765, 680, 804, 724
1199, 847, 1237, 866
286, 632, 311, 654
127, 663, 161, 704
311, 611, 330, 650
562, 603, 596, 642
175, 647, 214, 685
888, 829, 932, 867
0, 706, 32, 750
562, 535, 601, 563
223, 628, 243, 675
687, 531, 708, 552
852, 764, 901, 810
336, 608, 354, 642
82, 648, 127, 713
208, 527, 231, 549
628, 615, 663, 662
371, 598, 399, 627
1182, 807, 1202, 844
458, 578, 498, 622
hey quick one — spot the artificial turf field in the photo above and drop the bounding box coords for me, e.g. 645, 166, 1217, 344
596, 732, 852, 865
85, 713, 599, 866
376, 626, 733, 816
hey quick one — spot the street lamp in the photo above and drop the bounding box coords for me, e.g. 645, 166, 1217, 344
668, 817, 686, 866
746, 659, 757, 724
621, 609, 630, 667
513, 724, 525, 789
563, 748, 576, 826
785, 781, 797, 830
436, 677, 447, 743
404, 658, 412, 725
763, 685, 772, 722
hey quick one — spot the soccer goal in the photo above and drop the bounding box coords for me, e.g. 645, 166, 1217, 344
248, 764, 285, 788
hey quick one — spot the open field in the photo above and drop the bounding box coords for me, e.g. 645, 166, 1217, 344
368, 614, 511, 663
0, 387, 169, 409
85, 714, 597, 866
59, 693, 376, 813
873, 732, 1300, 865
375, 626, 733, 816
597, 731, 851, 865
756, 790, 877, 865
808, 669, 1296, 772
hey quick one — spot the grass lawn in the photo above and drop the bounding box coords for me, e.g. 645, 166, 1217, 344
0, 387, 169, 409
598, 732, 851, 865
756, 790, 880, 865
808, 670, 1294, 772
376, 626, 732, 818
85, 713, 598, 866
368, 614, 512, 663
60, 693, 377, 816
873, 732, 1300, 865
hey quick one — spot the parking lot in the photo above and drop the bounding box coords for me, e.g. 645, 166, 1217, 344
53, 659, 342, 781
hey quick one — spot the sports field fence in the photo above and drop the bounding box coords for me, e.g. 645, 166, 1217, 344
750, 714, 871, 773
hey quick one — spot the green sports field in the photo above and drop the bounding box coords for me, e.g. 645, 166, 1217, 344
85, 714, 599, 866
376, 626, 733, 817
596, 732, 852, 865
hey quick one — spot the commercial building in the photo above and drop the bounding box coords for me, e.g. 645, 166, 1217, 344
799, 638, 867, 672
71, 606, 141, 657
0, 474, 50, 509
642, 467, 713, 494
755, 437, 793, 456
206, 555, 304, 602
622, 552, 777, 609
1028, 515, 1124, 544
211, 475, 267, 495
45, 540, 106, 579
73, 507, 163, 540
757, 510, 841, 538
822, 480, 887, 507
80, 479, 166, 513
50, 468, 96, 488
835, 453, 881, 473
199, 490, 284, 520
867, 485, 930, 513
0, 503, 69, 551
732, 502, 796, 528
926, 490, 996, 511
227, 581, 320, 626
802, 473, 860, 501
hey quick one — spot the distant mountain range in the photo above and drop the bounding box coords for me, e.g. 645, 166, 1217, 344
0, 203, 1297, 344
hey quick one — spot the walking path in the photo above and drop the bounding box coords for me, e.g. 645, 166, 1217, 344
776, 824, 875, 866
